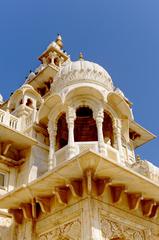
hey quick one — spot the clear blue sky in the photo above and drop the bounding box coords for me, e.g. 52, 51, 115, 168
0, 0, 159, 165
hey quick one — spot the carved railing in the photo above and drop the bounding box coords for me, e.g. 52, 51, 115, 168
131, 160, 159, 183
55, 142, 119, 165
0, 108, 38, 132
0, 109, 21, 131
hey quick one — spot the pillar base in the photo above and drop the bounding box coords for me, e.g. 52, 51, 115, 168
67, 145, 77, 160
98, 143, 107, 157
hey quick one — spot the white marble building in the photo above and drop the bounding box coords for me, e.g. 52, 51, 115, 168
0, 34, 158, 239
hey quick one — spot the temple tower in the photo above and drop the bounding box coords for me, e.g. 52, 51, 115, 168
0, 35, 158, 239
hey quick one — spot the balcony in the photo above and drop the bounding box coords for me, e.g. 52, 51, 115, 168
0, 109, 36, 154
55, 141, 119, 165
0, 109, 21, 131
0, 108, 37, 132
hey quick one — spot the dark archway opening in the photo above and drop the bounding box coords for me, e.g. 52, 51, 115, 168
26, 98, 33, 108
103, 112, 114, 147
74, 107, 97, 142
56, 113, 68, 150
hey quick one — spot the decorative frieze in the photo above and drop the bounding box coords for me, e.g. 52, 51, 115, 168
39, 218, 81, 240
100, 214, 145, 240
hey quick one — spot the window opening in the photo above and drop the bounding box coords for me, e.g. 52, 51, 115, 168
26, 98, 33, 108
103, 112, 114, 146
56, 113, 68, 150
74, 107, 97, 142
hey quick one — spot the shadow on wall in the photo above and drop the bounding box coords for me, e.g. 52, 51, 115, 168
0, 225, 12, 240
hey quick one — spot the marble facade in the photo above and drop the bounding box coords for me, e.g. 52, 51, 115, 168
0, 35, 158, 239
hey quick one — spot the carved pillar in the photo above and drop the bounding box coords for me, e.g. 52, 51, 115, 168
48, 121, 57, 170
48, 52, 55, 65
66, 106, 76, 159
95, 108, 106, 155
114, 119, 124, 164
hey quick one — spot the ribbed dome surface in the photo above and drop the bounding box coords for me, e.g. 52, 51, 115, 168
52, 60, 114, 92
59, 60, 110, 78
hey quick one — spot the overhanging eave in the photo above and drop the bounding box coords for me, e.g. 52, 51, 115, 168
0, 150, 159, 209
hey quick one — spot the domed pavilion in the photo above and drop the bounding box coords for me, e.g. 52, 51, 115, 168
0, 35, 158, 239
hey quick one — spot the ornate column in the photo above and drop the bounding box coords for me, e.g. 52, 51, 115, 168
95, 108, 106, 155
66, 106, 76, 159
114, 119, 124, 164
48, 52, 55, 65
48, 120, 57, 170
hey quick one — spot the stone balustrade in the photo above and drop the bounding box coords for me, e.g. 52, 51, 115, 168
0, 109, 21, 131
55, 141, 119, 166
131, 159, 159, 184
0, 109, 36, 132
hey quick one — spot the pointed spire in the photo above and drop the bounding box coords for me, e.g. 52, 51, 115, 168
55, 34, 63, 49
79, 52, 84, 60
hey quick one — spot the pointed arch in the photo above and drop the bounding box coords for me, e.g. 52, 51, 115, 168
64, 86, 104, 104
38, 94, 62, 124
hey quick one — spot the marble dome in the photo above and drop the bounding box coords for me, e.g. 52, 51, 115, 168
52, 60, 114, 92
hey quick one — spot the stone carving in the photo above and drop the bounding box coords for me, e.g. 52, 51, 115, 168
124, 227, 144, 240
52, 60, 114, 94
131, 159, 159, 183
39, 218, 81, 240
100, 215, 145, 240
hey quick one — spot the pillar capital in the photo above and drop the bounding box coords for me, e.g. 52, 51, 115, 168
66, 106, 76, 123
94, 108, 104, 122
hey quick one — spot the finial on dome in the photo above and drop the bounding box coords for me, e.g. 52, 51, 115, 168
55, 34, 63, 49
79, 52, 84, 60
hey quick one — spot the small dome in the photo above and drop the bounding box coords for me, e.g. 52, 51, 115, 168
52, 60, 114, 92
60, 60, 110, 78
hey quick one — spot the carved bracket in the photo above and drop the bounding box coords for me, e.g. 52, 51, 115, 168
2, 141, 12, 155
66, 180, 83, 197
36, 196, 52, 213
95, 178, 111, 196
110, 185, 125, 203
53, 187, 68, 204
9, 209, 23, 224
149, 203, 159, 219
141, 199, 155, 216
127, 192, 142, 210
20, 203, 32, 219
